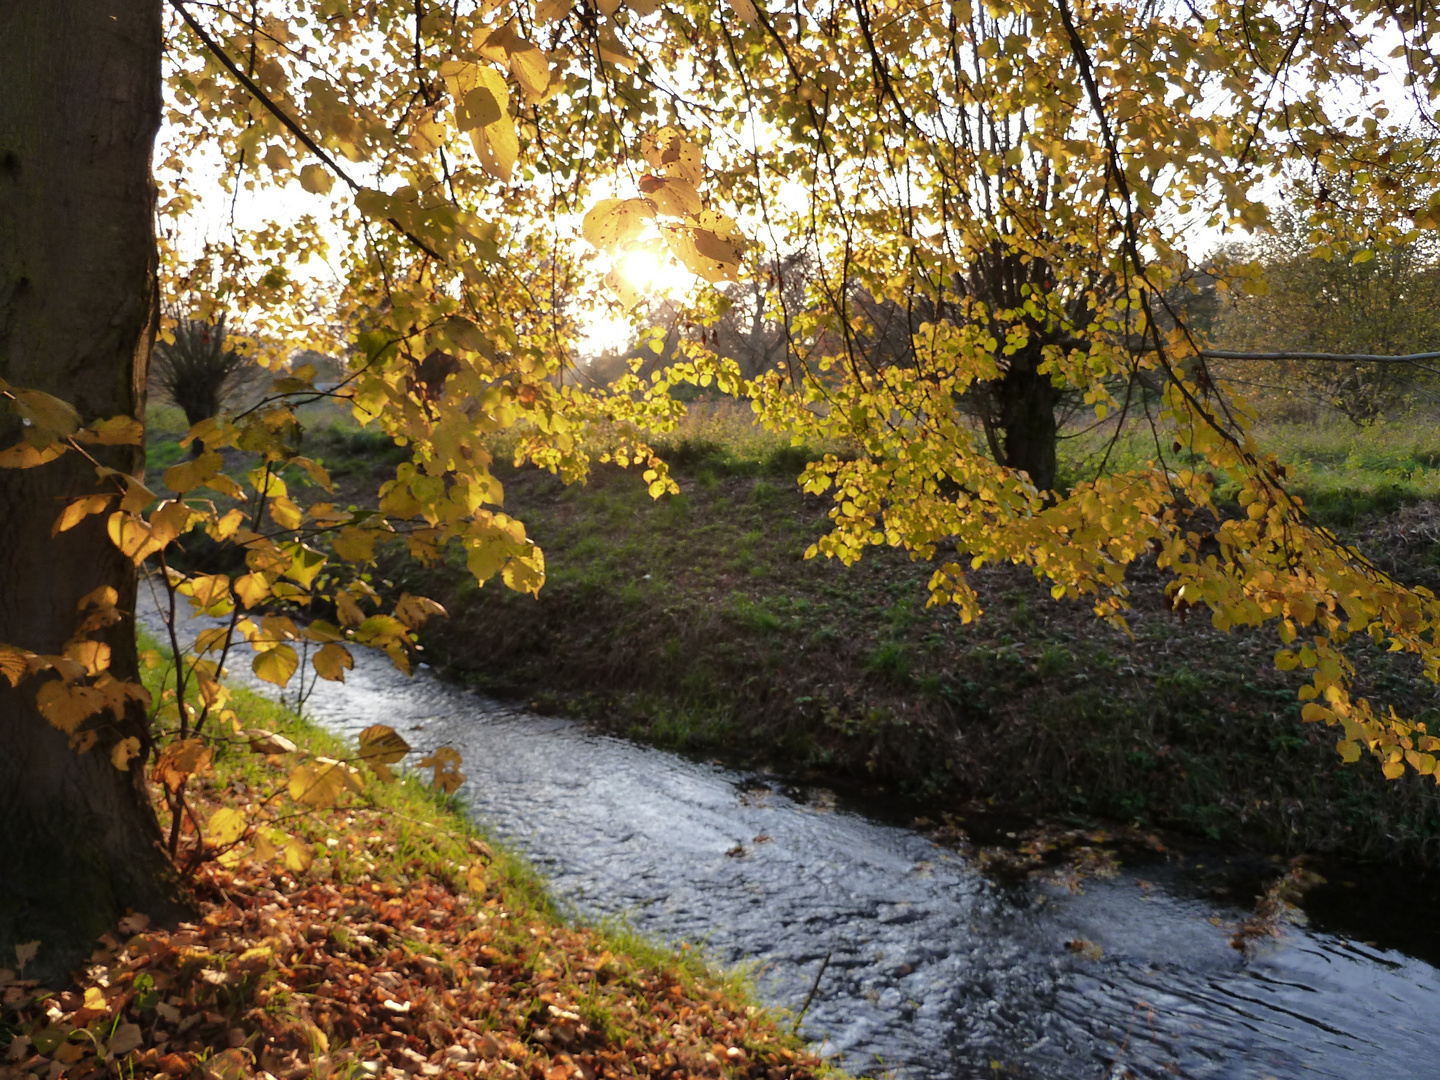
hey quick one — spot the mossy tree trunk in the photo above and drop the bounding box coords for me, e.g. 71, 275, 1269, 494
0, 0, 188, 985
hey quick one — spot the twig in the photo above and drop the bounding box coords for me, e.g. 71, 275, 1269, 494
790, 950, 831, 1035
169, 0, 444, 262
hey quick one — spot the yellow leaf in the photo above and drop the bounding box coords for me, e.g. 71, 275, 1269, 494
293, 455, 333, 491
213, 507, 246, 540
269, 495, 303, 530
11, 388, 82, 438
83, 986, 107, 1012
152, 738, 212, 791
301, 619, 344, 643
358, 723, 411, 781
0, 645, 29, 687
332, 527, 377, 562
1383, 759, 1406, 780
595, 24, 633, 68
118, 474, 159, 514
470, 115, 519, 182
80, 416, 144, 446
669, 227, 741, 282
36, 680, 108, 733
108, 511, 160, 563
459, 79, 506, 130
582, 198, 655, 254
252, 644, 299, 687
204, 807, 248, 848
111, 736, 141, 771
253, 829, 281, 863
184, 573, 234, 615
106, 502, 188, 565
300, 164, 334, 195
466, 861, 487, 893
282, 544, 327, 589
284, 839, 314, 872
288, 757, 363, 808
418, 745, 465, 794
729, 0, 757, 23
509, 45, 552, 102
336, 591, 366, 627
356, 614, 407, 647
52, 494, 114, 535
394, 593, 447, 630
164, 451, 224, 494
642, 176, 702, 218
0, 442, 65, 468
233, 572, 271, 608
313, 642, 354, 683
65, 640, 111, 676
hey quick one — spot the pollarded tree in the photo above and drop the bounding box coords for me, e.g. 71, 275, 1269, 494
5, 0, 1440, 983
152, 316, 249, 430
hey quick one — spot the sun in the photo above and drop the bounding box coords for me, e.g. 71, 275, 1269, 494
617, 246, 666, 293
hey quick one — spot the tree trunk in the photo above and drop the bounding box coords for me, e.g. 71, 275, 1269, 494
0, 0, 188, 986
993, 348, 1061, 493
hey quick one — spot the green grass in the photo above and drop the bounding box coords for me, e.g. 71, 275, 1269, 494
1058, 409, 1440, 529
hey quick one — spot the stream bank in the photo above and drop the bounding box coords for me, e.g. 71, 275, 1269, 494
374, 450, 1440, 868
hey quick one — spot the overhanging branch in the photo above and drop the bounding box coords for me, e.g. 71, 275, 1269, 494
1200, 348, 1440, 365
169, 0, 444, 262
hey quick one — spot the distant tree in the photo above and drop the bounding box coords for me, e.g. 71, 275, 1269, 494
711, 251, 817, 381
1213, 209, 1440, 425
152, 316, 247, 429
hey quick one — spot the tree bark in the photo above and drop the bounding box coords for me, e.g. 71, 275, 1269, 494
0, 0, 188, 986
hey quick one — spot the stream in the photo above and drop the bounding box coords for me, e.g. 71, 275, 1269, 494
144, 606, 1440, 1079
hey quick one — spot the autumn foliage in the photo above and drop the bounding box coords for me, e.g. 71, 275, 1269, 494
5, 0, 1440, 989
0, 713, 819, 1080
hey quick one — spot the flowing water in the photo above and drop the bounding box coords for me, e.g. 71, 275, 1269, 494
144, 606, 1440, 1079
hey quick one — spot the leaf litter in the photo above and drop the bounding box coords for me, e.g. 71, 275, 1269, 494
2, 758, 823, 1080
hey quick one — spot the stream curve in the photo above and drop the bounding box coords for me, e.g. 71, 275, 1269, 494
144, 605, 1440, 1079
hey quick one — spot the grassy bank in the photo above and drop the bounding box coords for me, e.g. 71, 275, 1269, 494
143, 401, 1440, 866
0, 649, 823, 1080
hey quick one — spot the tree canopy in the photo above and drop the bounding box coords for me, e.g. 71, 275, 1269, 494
5, 0, 1440, 932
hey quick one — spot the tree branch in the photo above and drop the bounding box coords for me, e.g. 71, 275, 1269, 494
169, 0, 445, 262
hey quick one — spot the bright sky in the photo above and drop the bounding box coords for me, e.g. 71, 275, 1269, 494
160, 12, 1424, 364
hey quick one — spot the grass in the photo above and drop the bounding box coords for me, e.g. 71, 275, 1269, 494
1059, 407, 1440, 529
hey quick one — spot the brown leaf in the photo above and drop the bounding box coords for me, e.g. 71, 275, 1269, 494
153, 739, 213, 792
